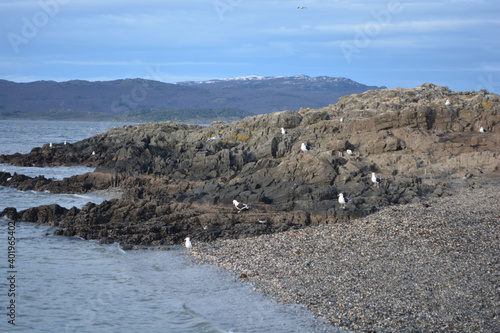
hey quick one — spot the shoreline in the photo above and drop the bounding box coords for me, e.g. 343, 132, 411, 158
190, 177, 500, 332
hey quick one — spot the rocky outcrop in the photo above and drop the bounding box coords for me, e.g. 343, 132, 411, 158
1, 84, 499, 247
0, 171, 118, 193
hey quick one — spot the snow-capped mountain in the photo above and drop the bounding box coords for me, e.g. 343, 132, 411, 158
176, 75, 385, 113
179, 74, 379, 88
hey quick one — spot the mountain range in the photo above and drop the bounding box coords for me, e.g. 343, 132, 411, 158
0, 75, 385, 122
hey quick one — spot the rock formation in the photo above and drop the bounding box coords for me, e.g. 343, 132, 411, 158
1, 84, 499, 248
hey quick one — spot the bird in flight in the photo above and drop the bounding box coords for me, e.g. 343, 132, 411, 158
297, 7, 308, 9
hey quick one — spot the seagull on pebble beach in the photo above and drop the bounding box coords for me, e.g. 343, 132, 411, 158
371, 172, 383, 186
184, 237, 192, 249
233, 200, 250, 213
445, 99, 451, 106
281, 127, 288, 135
479, 127, 486, 133
49, 143, 53, 148
338, 193, 350, 209
346, 149, 353, 155
301, 143, 313, 151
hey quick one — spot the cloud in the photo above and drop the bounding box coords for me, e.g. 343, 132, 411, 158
1, 0, 499, 94
315, 18, 498, 34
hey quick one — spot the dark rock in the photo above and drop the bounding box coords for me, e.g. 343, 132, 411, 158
0, 207, 20, 220
1, 84, 499, 246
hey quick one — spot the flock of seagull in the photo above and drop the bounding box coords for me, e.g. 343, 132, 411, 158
182, 114, 492, 248
38, 96, 486, 250
35, 102, 490, 250
184, 125, 389, 248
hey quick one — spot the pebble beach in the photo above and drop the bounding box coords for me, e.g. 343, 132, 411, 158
190, 177, 499, 332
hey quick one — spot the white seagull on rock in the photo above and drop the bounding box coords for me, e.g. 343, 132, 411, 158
233, 200, 250, 213
346, 149, 353, 155
371, 172, 383, 186
184, 237, 192, 249
479, 127, 486, 133
445, 99, 451, 106
281, 127, 288, 135
338, 193, 350, 209
301, 143, 313, 151
206, 135, 221, 142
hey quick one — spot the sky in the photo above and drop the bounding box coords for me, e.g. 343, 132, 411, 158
0, 0, 499, 93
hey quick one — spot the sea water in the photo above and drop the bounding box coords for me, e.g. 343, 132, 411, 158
0, 120, 333, 332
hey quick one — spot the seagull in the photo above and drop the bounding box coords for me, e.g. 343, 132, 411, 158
479, 127, 486, 133
281, 127, 288, 135
206, 135, 220, 142
340, 117, 344, 123
445, 99, 451, 106
371, 172, 383, 186
301, 143, 313, 151
233, 200, 250, 213
297, 6, 307, 9
258, 219, 268, 224
338, 193, 350, 209
49, 143, 53, 148
92, 151, 96, 156
184, 237, 192, 249
64, 141, 67, 145
346, 149, 353, 155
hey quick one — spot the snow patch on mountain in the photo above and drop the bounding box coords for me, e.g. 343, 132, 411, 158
177, 74, 371, 87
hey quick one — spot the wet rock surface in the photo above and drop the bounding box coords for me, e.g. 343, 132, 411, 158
1, 84, 499, 248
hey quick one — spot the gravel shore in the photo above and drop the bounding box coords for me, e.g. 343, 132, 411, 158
190, 176, 499, 332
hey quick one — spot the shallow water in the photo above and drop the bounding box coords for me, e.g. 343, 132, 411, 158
0, 120, 134, 155
0, 185, 111, 211
0, 220, 329, 332
0, 164, 96, 181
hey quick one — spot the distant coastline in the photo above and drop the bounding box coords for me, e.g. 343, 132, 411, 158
0, 107, 252, 123
0, 75, 384, 122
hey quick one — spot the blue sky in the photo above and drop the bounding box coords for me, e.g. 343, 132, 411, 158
1, 0, 499, 93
